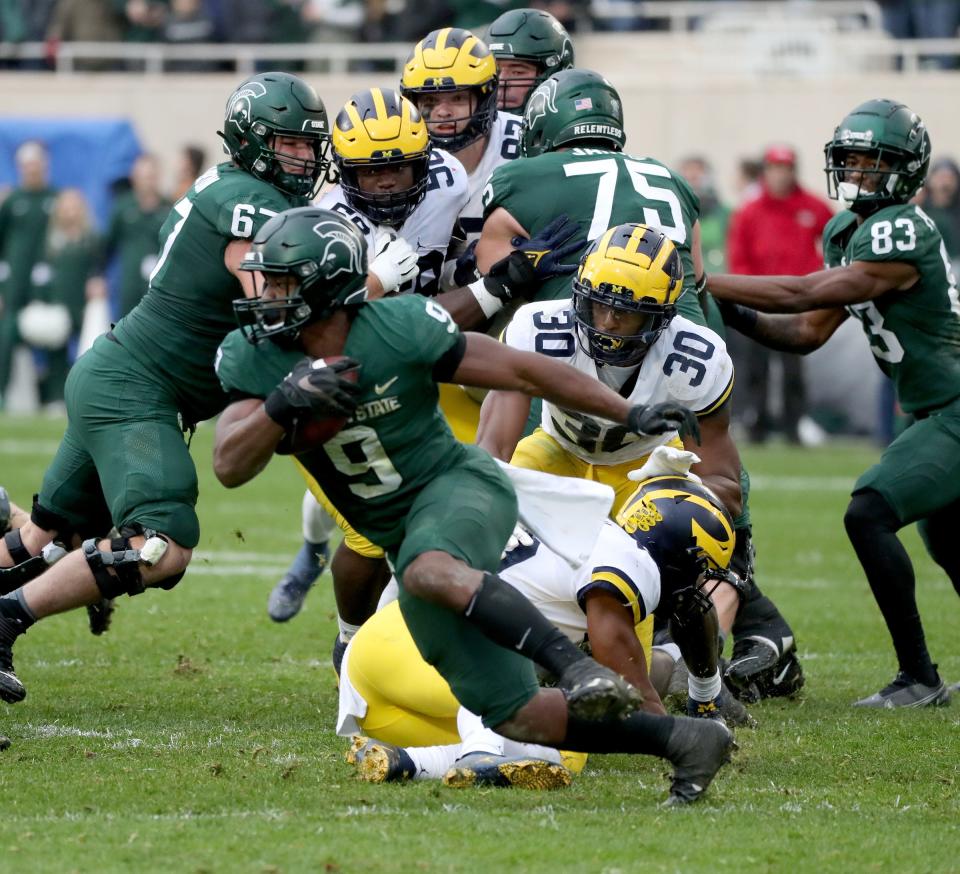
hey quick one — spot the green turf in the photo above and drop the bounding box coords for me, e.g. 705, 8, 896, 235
1, 416, 958, 873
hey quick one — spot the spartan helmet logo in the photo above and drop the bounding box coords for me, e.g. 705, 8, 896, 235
524, 76, 559, 131
312, 220, 365, 280
228, 80, 268, 132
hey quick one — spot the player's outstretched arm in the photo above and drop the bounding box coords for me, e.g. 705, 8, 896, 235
584, 590, 666, 716
213, 398, 285, 488
454, 333, 697, 440
707, 259, 918, 313
476, 389, 532, 461
716, 300, 849, 355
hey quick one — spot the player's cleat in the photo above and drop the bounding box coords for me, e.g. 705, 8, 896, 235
663, 717, 735, 805
686, 695, 724, 722
87, 598, 116, 636
0, 616, 26, 703
346, 736, 416, 783
0, 734, 10, 751
442, 752, 572, 790
331, 634, 347, 678
687, 689, 756, 728
267, 541, 329, 622
558, 658, 644, 721
853, 672, 951, 709
725, 625, 804, 703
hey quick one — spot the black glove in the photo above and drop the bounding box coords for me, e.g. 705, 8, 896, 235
511, 214, 584, 280
482, 249, 540, 304
715, 297, 759, 336
264, 356, 362, 428
627, 402, 701, 444
452, 239, 480, 287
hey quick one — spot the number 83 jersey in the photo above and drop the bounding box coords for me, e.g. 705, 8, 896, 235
503, 299, 734, 465
823, 202, 960, 414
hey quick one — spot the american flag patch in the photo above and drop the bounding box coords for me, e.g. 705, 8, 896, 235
574, 97, 593, 110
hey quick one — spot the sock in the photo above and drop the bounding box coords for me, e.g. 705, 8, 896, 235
337, 617, 361, 644
561, 711, 675, 758
688, 670, 722, 703
844, 490, 938, 686
464, 573, 585, 675
457, 708, 503, 757
501, 739, 563, 765
653, 642, 681, 663
404, 744, 460, 780
0, 589, 36, 631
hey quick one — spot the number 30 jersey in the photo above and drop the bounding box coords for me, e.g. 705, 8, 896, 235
503, 299, 734, 465
317, 148, 469, 297
823, 203, 960, 414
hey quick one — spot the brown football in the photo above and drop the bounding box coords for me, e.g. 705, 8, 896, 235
275, 356, 358, 455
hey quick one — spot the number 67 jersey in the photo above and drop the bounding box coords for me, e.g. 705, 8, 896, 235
503, 299, 734, 465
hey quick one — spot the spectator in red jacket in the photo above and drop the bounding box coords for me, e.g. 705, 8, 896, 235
726, 145, 834, 443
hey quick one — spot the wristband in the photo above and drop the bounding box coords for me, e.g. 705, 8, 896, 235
263, 389, 295, 429
468, 278, 505, 318
695, 273, 708, 294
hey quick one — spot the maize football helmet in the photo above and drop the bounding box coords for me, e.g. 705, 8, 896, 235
486, 8, 574, 112
400, 27, 499, 152
333, 88, 432, 227
522, 68, 625, 158
616, 475, 736, 603
824, 98, 931, 214
573, 223, 682, 367
219, 72, 332, 199
234, 207, 368, 345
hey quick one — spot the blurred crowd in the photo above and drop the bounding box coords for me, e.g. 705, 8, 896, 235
1, 126, 958, 427
0, 0, 955, 67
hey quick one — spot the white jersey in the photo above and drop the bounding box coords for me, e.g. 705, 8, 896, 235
456, 111, 523, 243
317, 148, 469, 296
500, 519, 661, 643
504, 300, 735, 465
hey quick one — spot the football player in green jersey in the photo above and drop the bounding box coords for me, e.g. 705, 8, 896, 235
0, 72, 336, 707
214, 206, 734, 804
486, 8, 575, 113
439, 67, 804, 703
708, 99, 958, 708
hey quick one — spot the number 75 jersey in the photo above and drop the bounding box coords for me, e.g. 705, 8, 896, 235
503, 300, 734, 464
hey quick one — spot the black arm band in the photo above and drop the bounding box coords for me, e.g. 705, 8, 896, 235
432, 333, 467, 383
716, 299, 759, 335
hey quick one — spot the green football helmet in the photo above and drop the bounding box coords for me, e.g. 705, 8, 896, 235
234, 207, 368, 345
486, 9, 574, 112
219, 72, 333, 199
824, 98, 931, 213
521, 69, 625, 158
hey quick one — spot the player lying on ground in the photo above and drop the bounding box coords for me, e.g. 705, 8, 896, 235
212, 206, 734, 803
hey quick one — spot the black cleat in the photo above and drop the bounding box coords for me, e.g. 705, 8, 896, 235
87, 598, 116, 636
331, 634, 347, 679
558, 657, 644, 722
346, 736, 416, 783
663, 717, 735, 805
853, 672, 950, 709
0, 615, 26, 703
726, 626, 803, 702
0, 734, 10, 751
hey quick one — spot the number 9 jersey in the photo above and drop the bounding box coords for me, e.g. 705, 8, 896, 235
503, 299, 734, 465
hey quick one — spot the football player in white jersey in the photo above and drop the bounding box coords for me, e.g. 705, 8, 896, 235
341, 472, 747, 789
399, 27, 524, 265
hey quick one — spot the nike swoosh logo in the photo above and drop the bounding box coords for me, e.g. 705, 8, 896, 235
771, 662, 792, 685
374, 376, 399, 395
515, 628, 531, 651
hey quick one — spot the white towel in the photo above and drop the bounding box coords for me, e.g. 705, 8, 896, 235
495, 460, 614, 569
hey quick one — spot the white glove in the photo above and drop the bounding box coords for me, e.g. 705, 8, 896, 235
500, 521, 534, 559
627, 445, 703, 483
368, 230, 419, 293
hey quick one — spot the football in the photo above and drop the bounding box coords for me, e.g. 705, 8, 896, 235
275, 356, 358, 455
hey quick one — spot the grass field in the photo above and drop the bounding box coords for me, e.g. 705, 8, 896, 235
0, 415, 958, 873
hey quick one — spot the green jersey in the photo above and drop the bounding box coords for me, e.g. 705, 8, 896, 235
216, 294, 473, 547
0, 186, 56, 310
114, 162, 303, 423
482, 147, 703, 319
102, 190, 172, 318
823, 203, 960, 414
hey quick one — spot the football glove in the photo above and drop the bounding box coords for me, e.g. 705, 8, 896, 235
500, 521, 534, 559
627, 402, 701, 444
369, 231, 419, 294
264, 357, 362, 428
627, 446, 703, 483
452, 239, 480, 287
510, 214, 584, 280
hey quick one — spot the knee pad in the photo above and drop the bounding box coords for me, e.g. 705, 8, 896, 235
83, 525, 172, 599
